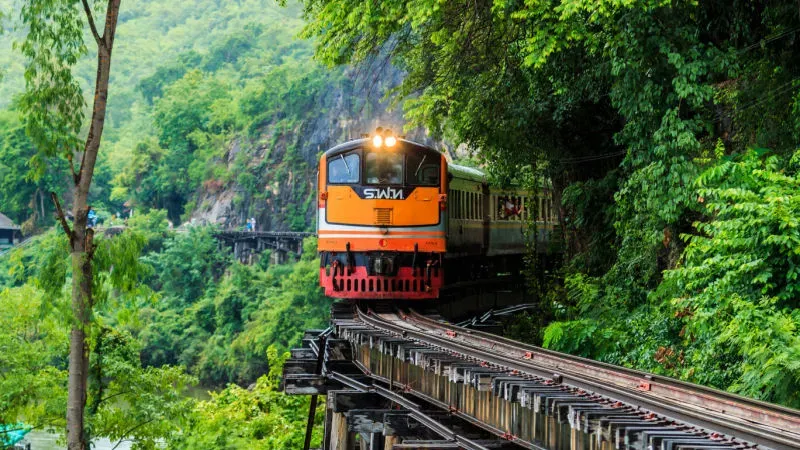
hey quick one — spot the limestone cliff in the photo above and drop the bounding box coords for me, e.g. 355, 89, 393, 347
189, 67, 441, 232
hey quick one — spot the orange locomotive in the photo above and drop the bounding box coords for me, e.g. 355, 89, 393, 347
318, 130, 553, 300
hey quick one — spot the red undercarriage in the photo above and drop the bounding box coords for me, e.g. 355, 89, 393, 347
320, 266, 444, 300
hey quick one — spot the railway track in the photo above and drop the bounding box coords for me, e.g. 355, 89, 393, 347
284, 304, 800, 449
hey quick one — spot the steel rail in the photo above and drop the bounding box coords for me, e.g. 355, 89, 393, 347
456, 303, 538, 328
353, 307, 800, 450
406, 309, 800, 438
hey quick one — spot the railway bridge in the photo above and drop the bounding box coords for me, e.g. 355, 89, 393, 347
212, 230, 313, 264
0, 229, 315, 264
283, 303, 800, 450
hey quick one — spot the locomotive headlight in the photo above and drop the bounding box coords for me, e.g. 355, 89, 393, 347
385, 135, 397, 147
372, 135, 383, 147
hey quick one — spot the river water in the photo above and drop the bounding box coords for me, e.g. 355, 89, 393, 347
18, 386, 216, 450
21, 386, 212, 449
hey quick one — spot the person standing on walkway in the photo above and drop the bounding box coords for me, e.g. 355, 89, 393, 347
87, 206, 98, 228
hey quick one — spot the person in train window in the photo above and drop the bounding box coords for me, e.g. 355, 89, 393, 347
503, 197, 521, 219
379, 166, 402, 184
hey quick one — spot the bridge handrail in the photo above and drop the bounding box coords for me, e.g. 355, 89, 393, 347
212, 231, 314, 239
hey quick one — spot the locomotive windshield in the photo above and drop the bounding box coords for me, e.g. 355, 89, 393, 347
328, 152, 360, 184
366, 152, 403, 184
327, 145, 441, 186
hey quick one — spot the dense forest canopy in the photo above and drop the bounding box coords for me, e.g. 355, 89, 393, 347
297, 0, 800, 406
0, 0, 348, 229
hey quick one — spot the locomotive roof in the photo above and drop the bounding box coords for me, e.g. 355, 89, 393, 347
323, 138, 437, 157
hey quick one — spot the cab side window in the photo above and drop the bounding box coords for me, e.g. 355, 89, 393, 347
407, 152, 441, 186
328, 153, 360, 184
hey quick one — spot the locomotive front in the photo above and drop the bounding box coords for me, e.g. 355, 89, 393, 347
317, 131, 447, 299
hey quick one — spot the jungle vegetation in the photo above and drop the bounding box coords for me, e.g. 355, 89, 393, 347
0, 0, 329, 447
297, 0, 800, 407
0, 219, 328, 447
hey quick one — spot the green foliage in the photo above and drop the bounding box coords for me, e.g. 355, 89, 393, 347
137, 233, 328, 386
539, 150, 800, 407
233, 239, 330, 356
0, 231, 197, 447
87, 328, 196, 450
0, 230, 68, 288
17, 0, 86, 175
137, 52, 200, 105
1, 228, 328, 445
126, 209, 172, 252
659, 149, 800, 406
170, 346, 324, 449
1, 1, 332, 445
1, 0, 325, 225
154, 70, 230, 151
542, 319, 600, 355
104, 13, 336, 225
144, 227, 231, 305
0, 110, 67, 228
92, 229, 154, 307
0, 284, 67, 426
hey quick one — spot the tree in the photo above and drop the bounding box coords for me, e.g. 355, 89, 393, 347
19, 1, 122, 448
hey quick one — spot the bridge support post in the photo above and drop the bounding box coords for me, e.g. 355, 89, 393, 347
382, 435, 397, 450
329, 412, 353, 450
323, 395, 334, 450
303, 335, 326, 450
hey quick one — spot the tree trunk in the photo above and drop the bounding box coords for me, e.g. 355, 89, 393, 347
66, 222, 92, 450
65, 2, 120, 449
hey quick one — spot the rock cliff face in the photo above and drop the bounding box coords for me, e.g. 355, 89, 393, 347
189, 67, 440, 232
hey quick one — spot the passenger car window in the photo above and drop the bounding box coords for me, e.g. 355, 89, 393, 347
328, 153, 360, 184
406, 152, 440, 186
365, 152, 403, 184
